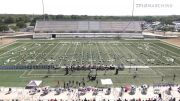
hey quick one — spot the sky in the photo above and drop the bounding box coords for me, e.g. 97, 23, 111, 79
0, 0, 179, 16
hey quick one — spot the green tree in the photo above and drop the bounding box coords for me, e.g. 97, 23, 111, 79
30, 19, 36, 26
55, 15, 64, 20
9, 26, 19, 31
16, 21, 26, 28
71, 15, 78, 20
143, 16, 156, 22
4, 16, 16, 24
16, 16, 31, 23
0, 25, 9, 32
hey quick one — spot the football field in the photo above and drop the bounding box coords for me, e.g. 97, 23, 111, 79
0, 38, 180, 87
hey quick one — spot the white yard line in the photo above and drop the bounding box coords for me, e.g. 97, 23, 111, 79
27, 69, 33, 76
15, 43, 47, 65
152, 43, 180, 57
115, 44, 127, 64
155, 69, 165, 76
161, 69, 180, 70
29, 45, 52, 65
90, 42, 93, 65
150, 44, 171, 56
161, 41, 180, 49
37, 42, 60, 65
149, 49, 178, 65
95, 42, 103, 64
150, 65, 180, 68
0, 41, 16, 50
128, 43, 169, 65
52, 44, 65, 66
29, 72, 157, 75
19, 70, 28, 78
0, 43, 34, 60
123, 44, 145, 65
70, 42, 78, 66
18, 74, 162, 78
102, 43, 114, 64
96, 42, 151, 44
134, 44, 166, 65
0, 43, 27, 57
151, 43, 180, 64
149, 67, 159, 75
59, 43, 71, 66
16, 41, 152, 44
11, 43, 40, 65
107, 43, 124, 64
81, 43, 84, 65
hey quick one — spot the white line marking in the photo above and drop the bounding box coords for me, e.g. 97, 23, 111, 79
95, 42, 103, 64
0, 43, 26, 57
38, 42, 60, 65
59, 43, 71, 66
15, 43, 47, 65
81, 42, 84, 65
102, 43, 113, 64
0, 41, 16, 50
70, 42, 78, 66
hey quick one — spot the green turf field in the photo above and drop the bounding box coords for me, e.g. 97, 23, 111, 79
0, 38, 180, 87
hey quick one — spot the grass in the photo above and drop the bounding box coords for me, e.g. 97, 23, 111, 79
0, 38, 180, 87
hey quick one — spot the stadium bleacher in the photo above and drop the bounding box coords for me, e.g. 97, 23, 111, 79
34, 21, 144, 38
35, 21, 143, 33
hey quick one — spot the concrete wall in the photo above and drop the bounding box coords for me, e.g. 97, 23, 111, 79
33, 33, 144, 39
33, 33, 52, 39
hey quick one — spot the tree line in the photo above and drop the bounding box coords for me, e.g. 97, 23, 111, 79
0, 14, 180, 32
0, 14, 31, 32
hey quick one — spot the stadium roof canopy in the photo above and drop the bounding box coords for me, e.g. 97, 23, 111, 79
34, 21, 143, 33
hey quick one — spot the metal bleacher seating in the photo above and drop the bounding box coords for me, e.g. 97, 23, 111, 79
35, 21, 143, 33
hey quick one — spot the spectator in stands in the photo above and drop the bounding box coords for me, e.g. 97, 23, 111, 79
84, 98, 87, 101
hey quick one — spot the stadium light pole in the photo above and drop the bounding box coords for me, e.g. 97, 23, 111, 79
132, 0, 135, 18
132, 0, 135, 33
122, 0, 135, 34
42, 0, 45, 21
